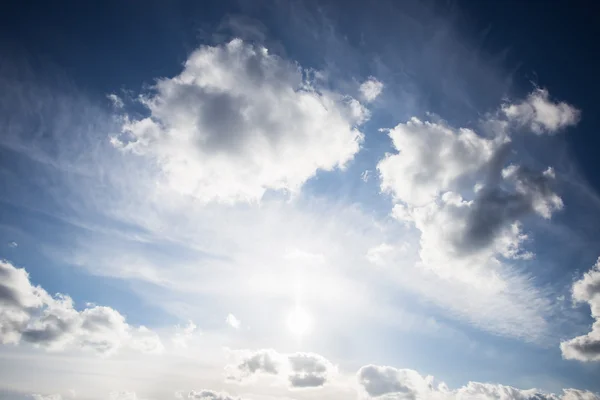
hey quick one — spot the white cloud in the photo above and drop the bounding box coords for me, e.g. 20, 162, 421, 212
378, 117, 502, 206
379, 117, 562, 277
361, 170, 371, 183
32, 395, 63, 400
359, 77, 384, 102
107, 94, 124, 109
111, 39, 367, 203
357, 364, 600, 399
172, 320, 198, 348
366, 243, 397, 266
561, 257, 600, 362
8, 241, 18, 248
225, 349, 337, 389
226, 314, 241, 329
186, 390, 240, 400
0, 260, 162, 354
374, 90, 576, 341
502, 88, 580, 134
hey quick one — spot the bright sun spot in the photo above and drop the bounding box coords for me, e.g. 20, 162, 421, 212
287, 306, 313, 336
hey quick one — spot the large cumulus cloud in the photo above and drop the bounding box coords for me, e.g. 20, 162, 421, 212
111, 38, 368, 203
561, 258, 600, 362
373, 89, 578, 341
0, 260, 162, 354
379, 90, 573, 261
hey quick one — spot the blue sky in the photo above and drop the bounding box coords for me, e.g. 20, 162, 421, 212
2, 1, 600, 399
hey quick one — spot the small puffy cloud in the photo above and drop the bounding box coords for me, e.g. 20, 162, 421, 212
227, 349, 281, 380
111, 39, 367, 203
357, 364, 600, 399
287, 353, 333, 388
8, 241, 18, 248
226, 314, 241, 329
107, 94, 124, 109
0, 260, 162, 355
226, 349, 336, 389
502, 88, 580, 134
361, 170, 371, 183
358, 365, 434, 398
378, 117, 501, 206
561, 258, 600, 362
359, 77, 384, 102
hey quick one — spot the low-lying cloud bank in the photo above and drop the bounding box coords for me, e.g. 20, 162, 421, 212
357, 364, 598, 400
0, 260, 162, 354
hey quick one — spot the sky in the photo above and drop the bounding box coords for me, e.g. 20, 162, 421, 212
1, 0, 600, 399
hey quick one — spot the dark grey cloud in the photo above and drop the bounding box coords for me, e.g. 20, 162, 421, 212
458, 161, 562, 255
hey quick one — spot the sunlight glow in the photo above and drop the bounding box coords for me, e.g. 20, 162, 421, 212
287, 306, 313, 336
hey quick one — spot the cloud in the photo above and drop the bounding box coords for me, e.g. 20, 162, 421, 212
458, 164, 562, 255
373, 89, 578, 341
107, 94, 124, 109
226, 314, 241, 329
185, 390, 240, 400
227, 349, 281, 380
0, 260, 162, 354
358, 365, 433, 398
378, 117, 502, 207
32, 395, 63, 400
8, 241, 18, 248
172, 320, 198, 348
226, 349, 336, 389
109, 392, 142, 400
359, 77, 384, 102
357, 364, 600, 399
366, 243, 398, 266
111, 39, 367, 203
287, 353, 333, 388
561, 257, 600, 362
379, 113, 563, 279
361, 170, 371, 183
502, 88, 580, 134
